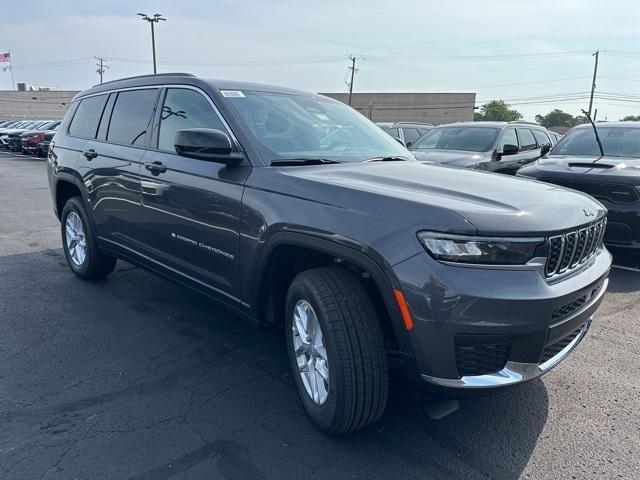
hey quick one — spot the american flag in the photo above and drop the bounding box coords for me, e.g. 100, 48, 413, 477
0, 52, 10, 62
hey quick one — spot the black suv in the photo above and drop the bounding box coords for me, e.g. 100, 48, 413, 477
409, 121, 554, 174
48, 74, 611, 434
518, 122, 640, 251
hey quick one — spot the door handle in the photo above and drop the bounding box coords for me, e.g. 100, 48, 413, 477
82, 149, 98, 160
144, 161, 168, 173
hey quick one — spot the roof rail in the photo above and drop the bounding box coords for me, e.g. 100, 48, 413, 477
508, 120, 540, 126
92, 72, 195, 88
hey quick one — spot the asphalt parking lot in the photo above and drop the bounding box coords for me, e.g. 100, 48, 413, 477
0, 150, 639, 480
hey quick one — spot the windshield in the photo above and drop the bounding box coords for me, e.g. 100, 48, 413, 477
410, 126, 500, 153
551, 126, 640, 158
222, 90, 412, 163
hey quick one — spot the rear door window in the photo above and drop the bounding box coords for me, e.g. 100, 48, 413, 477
68, 94, 108, 139
107, 89, 158, 146
402, 128, 422, 145
533, 129, 552, 148
517, 128, 537, 150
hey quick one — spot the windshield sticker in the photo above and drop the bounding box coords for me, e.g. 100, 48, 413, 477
221, 90, 245, 98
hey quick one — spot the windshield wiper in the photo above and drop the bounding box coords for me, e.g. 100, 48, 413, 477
270, 158, 342, 167
362, 156, 411, 163
581, 108, 605, 159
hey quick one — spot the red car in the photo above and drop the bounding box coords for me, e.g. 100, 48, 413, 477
20, 121, 60, 154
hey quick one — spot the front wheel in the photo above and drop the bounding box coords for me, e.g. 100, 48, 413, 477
285, 267, 389, 434
61, 196, 116, 280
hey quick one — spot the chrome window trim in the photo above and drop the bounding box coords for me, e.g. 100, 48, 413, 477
75, 84, 241, 148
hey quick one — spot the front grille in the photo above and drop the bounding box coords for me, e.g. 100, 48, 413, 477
540, 326, 583, 364
541, 178, 640, 204
545, 218, 606, 278
455, 343, 511, 377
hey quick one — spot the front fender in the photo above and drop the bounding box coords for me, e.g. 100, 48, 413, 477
250, 230, 417, 360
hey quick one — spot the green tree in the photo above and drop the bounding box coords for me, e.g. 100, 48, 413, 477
621, 114, 640, 121
474, 100, 523, 122
535, 109, 586, 128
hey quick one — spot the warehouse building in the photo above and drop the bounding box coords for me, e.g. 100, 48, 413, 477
1, 89, 476, 125
0, 90, 78, 120
321, 92, 476, 124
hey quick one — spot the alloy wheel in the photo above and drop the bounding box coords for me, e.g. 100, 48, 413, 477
292, 299, 330, 405
65, 212, 87, 266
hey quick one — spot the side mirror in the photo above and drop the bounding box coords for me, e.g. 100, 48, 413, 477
174, 128, 241, 165
540, 144, 551, 157
406, 141, 413, 148
502, 144, 518, 156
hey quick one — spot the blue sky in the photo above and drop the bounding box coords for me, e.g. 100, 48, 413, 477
1, 0, 640, 121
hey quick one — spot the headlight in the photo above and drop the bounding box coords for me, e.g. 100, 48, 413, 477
417, 231, 544, 265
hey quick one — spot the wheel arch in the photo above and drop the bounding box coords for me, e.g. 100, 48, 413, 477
53, 172, 89, 220
251, 231, 416, 359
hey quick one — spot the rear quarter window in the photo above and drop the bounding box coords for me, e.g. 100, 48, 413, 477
68, 95, 108, 138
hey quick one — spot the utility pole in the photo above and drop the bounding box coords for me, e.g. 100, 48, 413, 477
347, 55, 357, 106
588, 50, 599, 118
137, 13, 166, 74
95, 57, 109, 84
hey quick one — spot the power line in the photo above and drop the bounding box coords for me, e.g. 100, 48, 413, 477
363, 50, 592, 62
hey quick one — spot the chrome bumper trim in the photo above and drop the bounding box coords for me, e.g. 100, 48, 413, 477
421, 318, 592, 389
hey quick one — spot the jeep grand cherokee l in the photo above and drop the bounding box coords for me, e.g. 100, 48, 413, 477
47, 73, 611, 434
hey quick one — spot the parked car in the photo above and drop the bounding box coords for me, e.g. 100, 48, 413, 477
518, 121, 640, 251
409, 121, 554, 174
37, 131, 56, 157
7, 121, 55, 152
48, 73, 611, 434
20, 121, 61, 154
549, 131, 563, 144
0, 121, 38, 149
377, 122, 433, 146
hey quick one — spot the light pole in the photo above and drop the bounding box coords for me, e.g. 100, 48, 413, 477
137, 13, 166, 74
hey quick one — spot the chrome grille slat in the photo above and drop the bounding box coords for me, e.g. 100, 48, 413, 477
558, 232, 578, 273
545, 218, 606, 278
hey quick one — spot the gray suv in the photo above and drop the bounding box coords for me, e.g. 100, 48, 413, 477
410, 121, 555, 174
47, 73, 611, 434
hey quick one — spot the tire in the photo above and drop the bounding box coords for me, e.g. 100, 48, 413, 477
285, 267, 389, 434
60, 196, 116, 280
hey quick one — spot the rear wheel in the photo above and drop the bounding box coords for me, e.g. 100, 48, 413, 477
61, 196, 116, 280
285, 267, 389, 434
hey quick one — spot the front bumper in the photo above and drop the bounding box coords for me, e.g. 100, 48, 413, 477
21, 143, 38, 153
393, 248, 611, 391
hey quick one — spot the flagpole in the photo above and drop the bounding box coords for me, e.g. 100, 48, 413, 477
9, 50, 15, 90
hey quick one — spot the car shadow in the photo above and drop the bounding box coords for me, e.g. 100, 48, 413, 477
1, 249, 549, 480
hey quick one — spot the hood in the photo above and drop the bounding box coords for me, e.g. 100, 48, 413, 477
279, 161, 605, 236
525, 155, 640, 178
410, 149, 489, 167
2, 128, 30, 135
